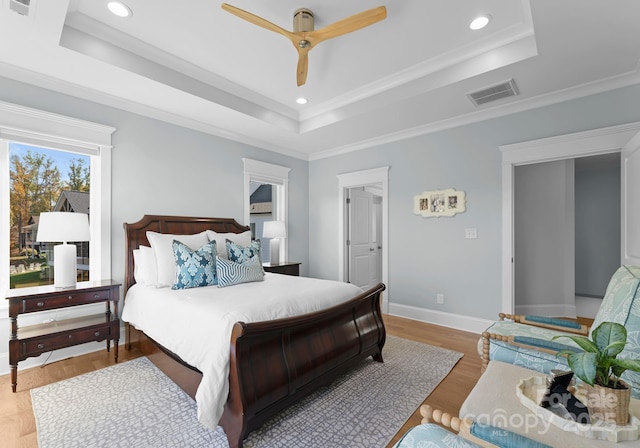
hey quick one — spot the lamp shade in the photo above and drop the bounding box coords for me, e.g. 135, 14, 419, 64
37, 212, 90, 243
262, 220, 286, 239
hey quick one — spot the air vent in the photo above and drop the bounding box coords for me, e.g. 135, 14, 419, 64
467, 79, 519, 106
10, 0, 31, 16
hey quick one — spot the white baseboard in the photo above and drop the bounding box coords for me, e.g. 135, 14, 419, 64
513, 303, 577, 318
575, 295, 601, 319
387, 302, 493, 335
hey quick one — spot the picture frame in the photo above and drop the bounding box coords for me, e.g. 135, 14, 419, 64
413, 188, 466, 218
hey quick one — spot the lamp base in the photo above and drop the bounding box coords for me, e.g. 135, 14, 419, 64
53, 243, 77, 288
269, 239, 280, 265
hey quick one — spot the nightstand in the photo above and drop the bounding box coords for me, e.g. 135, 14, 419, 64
262, 261, 301, 276
6, 280, 120, 392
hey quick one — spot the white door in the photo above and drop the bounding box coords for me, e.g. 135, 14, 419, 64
348, 188, 380, 289
622, 131, 640, 265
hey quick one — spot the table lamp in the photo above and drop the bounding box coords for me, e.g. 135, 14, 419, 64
262, 220, 286, 265
37, 212, 90, 288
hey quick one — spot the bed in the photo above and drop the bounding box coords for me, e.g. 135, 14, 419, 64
122, 215, 386, 448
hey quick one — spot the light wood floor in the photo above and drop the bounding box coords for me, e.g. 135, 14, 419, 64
0, 314, 483, 448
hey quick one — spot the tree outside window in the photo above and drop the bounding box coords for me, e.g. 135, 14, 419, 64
9, 143, 90, 289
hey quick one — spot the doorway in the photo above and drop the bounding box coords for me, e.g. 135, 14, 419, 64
337, 166, 389, 312
500, 121, 640, 315
513, 154, 621, 318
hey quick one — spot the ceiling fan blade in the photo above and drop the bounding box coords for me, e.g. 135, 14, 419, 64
296, 49, 309, 86
221, 3, 295, 41
308, 6, 386, 44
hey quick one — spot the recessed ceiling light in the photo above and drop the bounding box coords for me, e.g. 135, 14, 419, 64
107, 1, 132, 18
296, 97, 308, 105
469, 14, 491, 30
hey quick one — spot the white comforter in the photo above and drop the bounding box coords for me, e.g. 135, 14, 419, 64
121, 273, 363, 429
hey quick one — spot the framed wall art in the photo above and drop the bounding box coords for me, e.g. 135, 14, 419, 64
413, 188, 466, 218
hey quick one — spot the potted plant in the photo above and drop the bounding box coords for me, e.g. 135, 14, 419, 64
553, 321, 640, 425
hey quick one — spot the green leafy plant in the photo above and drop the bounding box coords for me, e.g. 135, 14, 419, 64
553, 321, 640, 388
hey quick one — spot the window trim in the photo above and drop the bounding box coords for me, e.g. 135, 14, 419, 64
0, 100, 115, 300
243, 158, 291, 262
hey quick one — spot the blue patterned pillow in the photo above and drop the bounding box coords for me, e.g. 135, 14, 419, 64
226, 239, 261, 264
172, 240, 217, 290
216, 255, 264, 288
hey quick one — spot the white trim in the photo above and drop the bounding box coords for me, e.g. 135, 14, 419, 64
1, 100, 115, 293
387, 302, 492, 335
243, 158, 291, 262
337, 167, 390, 312
0, 100, 115, 147
0, 140, 9, 295
500, 121, 640, 315
622, 131, 640, 265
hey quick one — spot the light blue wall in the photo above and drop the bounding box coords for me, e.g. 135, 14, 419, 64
308, 84, 640, 320
0, 77, 310, 288
4, 75, 640, 323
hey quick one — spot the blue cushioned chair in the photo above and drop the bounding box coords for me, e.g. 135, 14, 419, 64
394, 405, 551, 448
481, 265, 640, 398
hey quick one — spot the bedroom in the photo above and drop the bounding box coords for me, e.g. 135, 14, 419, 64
2, 0, 640, 447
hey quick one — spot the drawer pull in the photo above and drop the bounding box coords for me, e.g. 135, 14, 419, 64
37, 301, 44, 307
94, 294, 100, 299
68, 296, 73, 300
37, 343, 44, 349
94, 331, 101, 337
68, 335, 73, 339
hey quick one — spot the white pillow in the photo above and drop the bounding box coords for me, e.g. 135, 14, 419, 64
206, 230, 252, 259
147, 231, 209, 287
133, 245, 158, 286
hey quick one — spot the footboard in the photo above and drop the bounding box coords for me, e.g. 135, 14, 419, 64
220, 282, 386, 448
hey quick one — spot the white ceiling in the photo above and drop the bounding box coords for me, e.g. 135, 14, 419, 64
1, 0, 639, 160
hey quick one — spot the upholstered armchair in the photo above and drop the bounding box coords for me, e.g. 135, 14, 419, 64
394, 405, 551, 448
480, 265, 640, 399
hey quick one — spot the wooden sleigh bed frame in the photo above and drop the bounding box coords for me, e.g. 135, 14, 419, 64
123, 215, 386, 448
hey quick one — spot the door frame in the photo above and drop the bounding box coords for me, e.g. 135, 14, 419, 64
337, 166, 389, 312
500, 121, 640, 315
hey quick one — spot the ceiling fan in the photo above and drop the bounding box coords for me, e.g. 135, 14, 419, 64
221, 3, 387, 87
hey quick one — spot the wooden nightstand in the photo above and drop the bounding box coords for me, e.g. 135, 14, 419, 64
6, 280, 120, 392
262, 262, 301, 276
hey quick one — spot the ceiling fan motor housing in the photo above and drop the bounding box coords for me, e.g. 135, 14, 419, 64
293, 8, 314, 32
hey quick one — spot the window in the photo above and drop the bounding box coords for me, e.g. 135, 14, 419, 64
243, 159, 290, 263
0, 100, 115, 297
9, 143, 91, 288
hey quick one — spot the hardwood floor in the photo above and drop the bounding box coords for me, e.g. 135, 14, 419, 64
0, 315, 483, 448
384, 315, 483, 447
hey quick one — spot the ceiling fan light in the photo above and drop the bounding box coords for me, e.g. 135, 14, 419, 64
107, 1, 132, 18
470, 14, 491, 30
296, 97, 308, 105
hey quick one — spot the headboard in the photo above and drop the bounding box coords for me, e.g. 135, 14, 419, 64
123, 215, 250, 294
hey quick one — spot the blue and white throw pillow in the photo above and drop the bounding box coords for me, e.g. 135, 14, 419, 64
216, 255, 264, 288
226, 239, 261, 264
172, 240, 217, 289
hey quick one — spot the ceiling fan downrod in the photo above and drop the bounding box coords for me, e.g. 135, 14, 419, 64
293, 8, 314, 32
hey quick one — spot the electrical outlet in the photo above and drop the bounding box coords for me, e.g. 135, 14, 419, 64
436, 293, 444, 304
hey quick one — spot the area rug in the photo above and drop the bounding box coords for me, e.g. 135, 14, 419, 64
31, 336, 462, 448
